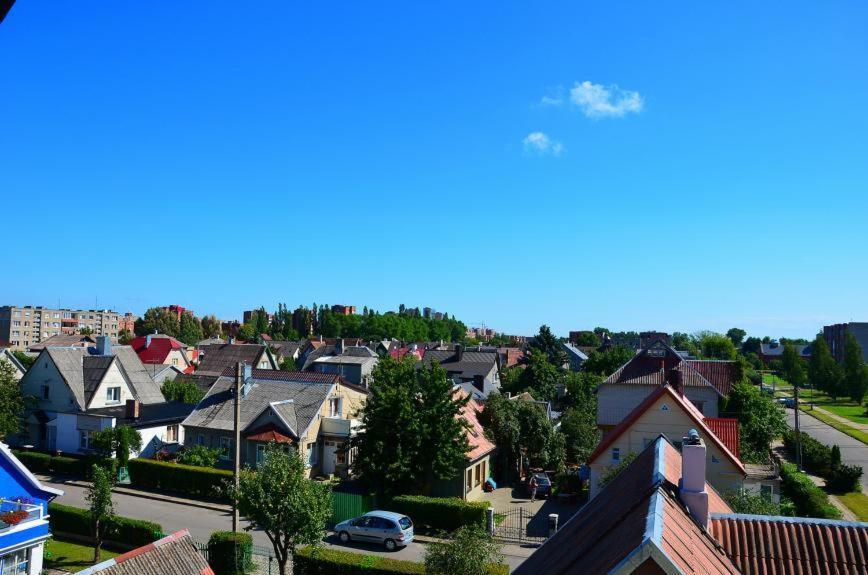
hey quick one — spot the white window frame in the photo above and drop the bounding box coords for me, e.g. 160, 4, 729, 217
80, 430, 94, 450
329, 397, 342, 418
106, 386, 121, 404
306, 441, 318, 467
219, 436, 231, 460
0, 548, 29, 574
256, 444, 267, 466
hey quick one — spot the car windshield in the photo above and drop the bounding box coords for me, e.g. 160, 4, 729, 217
536, 475, 550, 484
399, 516, 413, 530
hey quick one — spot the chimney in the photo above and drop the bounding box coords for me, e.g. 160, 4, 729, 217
96, 335, 112, 356
145, 334, 152, 349
337, 338, 345, 355
243, 362, 252, 382
228, 336, 235, 345
473, 374, 485, 392
669, 367, 683, 396
125, 399, 140, 420
455, 344, 464, 362
679, 429, 709, 528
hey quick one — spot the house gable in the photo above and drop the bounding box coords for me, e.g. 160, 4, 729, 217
86, 360, 137, 409
20, 349, 81, 411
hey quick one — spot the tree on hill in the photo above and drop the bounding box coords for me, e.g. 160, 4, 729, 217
529, 325, 566, 366
350, 357, 470, 496
572, 331, 600, 347
200, 314, 222, 338
843, 333, 868, 405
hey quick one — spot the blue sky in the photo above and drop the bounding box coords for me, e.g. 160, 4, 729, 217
2, 2, 867, 339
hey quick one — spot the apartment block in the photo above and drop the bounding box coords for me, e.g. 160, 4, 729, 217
824, 322, 868, 363
0, 305, 137, 351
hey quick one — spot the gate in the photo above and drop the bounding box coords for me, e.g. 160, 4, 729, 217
492, 507, 547, 544
330, 491, 375, 527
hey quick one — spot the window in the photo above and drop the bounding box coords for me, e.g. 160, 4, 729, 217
0, 548, 29, 574
306, 441, 318, 466
259, 361, 268, 368
481, 460, 487, 482
329, 397, 341, 418
760, 484, 773, 499
711, 455, 720, 464
691, 400, 705, 413
612, 448, 620, 463
219, 436, 231, 460
197, 434, 205, 446
474, 463, 481, 487
106, 387, 121, 404
166, 425, 178, 442
466, 469, 473, 492
80, 430, 94, 450
11, 321, 19, 327
41, 385, 50, 400
256, 444, 267, 466
172, 358, 179, 365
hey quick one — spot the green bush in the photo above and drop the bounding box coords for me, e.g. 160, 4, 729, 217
389, 495, 489, 532
783, 431, 833, 477
208, 531, 253, 575
128, 458, 232, 499
779, 463, 841, 519
177, 445, 221, 468
48, 503, 163, 548
12, 451, 51, 473
51, 456, 85, 476
294, 547, 425, 575
827, 463, 863, 494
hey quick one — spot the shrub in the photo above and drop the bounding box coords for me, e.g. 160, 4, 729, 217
48, 503, 162, 548
827, 463, 863, 494
783, 431, 833, 477
389, 495, 489, 532
12, 451, 51, 473
176, 445, 221, 468
51, 456, 85, 476
723, 489, 780, 515
779, 463, 841, 519
294, 547, 426, 575
208, 531, 253, 575
128, 458, 232, 499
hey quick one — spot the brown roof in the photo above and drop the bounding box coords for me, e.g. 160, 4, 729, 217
75, 529, 213, 575
685, 360, 740, 396
195, 343, 270, 377
711, 515, 868, 575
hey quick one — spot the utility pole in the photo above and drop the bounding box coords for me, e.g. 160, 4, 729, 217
794, 381, 802, 472
232, 362, 243, 532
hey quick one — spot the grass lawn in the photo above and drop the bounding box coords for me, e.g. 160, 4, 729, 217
803, 407, 868, 445
762, 373, 791, 388
835, 491, 868, 521
800, 388, 868, 425
45, 539, 120, 571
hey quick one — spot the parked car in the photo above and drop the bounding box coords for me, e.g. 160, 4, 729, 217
334, 510, 414, 551
777, 397, 796, 408
526, 472, 553, 499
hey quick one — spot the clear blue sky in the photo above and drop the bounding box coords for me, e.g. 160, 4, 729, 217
2, 2, 867, 339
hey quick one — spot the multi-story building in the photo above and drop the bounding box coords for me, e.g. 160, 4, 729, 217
824, 322, 868, 363
330, 304, 356, 315
0, 306, 137, 351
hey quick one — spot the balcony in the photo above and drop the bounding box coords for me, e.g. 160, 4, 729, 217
0, 499, 44, 533
320, 417, 360, 437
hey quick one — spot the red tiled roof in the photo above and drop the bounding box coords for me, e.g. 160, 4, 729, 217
686, 360, 739, 396
244, 422, 295, 444
129, 335, 187, 365
711, 515, 868, 575
455, 388, 496, 461
587, 384, 745, 476
704, 417, 740, 459
390, 347, 425, 361
80, 529, 215, 575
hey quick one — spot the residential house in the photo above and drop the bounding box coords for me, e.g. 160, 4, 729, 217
0, 348, 25, 380
73, 529, 213, 575
85, 400, 194, 458
587, 384, 751, 499
181, 368, 368, 478
183, 342, 280, 393
389, 344, 425, 361
304, 340, 379, 387
142, 364, 184, 386
431, 388, 496, 501
298, 337, 366, 368
15, 337, 173, 455
597, 339, 740, 432
424, 345, 500, 401
27, 334, 95, 352
562, 342, 588, 371
759, 340, 811, 365
824, 322, 868, 363
515, 434, 868, 575
129, 334, 196, 374
268, 340, 304, 366
0, 442, 64, 575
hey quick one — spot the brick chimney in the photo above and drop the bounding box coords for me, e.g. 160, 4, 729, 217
679, 429, 709, 528
125, 399, 140, 420
669, 366, 683, 396
455, 344, 464, 362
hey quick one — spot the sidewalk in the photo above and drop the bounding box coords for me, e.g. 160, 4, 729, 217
35, 474, 230, 512
807, 405, 868, 432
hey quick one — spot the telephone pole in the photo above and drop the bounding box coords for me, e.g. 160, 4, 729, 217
794, 382, 802, 472
232, 362, 243, 532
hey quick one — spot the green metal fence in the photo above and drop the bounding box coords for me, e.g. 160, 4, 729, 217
330, 491, 375, 527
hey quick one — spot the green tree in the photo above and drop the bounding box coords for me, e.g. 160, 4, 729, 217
254, 307, 270, 338
201, 315, 222, 339
87, 464, 114, 563
177, 445, 220, 467
781, 344, 807, 390
723, 382, 788, 463
351, 358, 470, 496
79, 326, 94, 336
698, 332, 738, 360
134, 307, 180, 337
424, 525, 504, 575
178, 312, 203, 345
0, 359, 26, 439
230, 443, 331, 575
162, 378, 205, 404
723, 489, 781, 515
726, 328, 747, 348
559, 406, 601, 464
843, 333, 868, 405
580, 345, 634, 377
11, 351, 35, 370
742, 337, 762, 355
92, 426, 142, 470
808, 335, 844, 398
529, 325, 566, 366
504, 351, 561, 401
564, 371, 601, 409
572, 331, 600, 347
117, 329, 133, 345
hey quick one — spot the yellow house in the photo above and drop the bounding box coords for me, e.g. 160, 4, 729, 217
588, 384, 745, 498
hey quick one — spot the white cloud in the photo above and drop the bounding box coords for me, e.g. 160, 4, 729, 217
539, 87, 565, 107
522, 132, 563, 156
569, 81, 643, 119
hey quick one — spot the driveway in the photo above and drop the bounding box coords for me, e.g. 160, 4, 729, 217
786, 408, 868, 491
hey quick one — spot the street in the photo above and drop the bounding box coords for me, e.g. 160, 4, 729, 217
40, 478, 533, 571
786, 408, 868, 481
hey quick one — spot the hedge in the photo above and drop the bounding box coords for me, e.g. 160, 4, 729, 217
389, 495, 489, 532
783, 431, 833, 477
294, 547, 425, 575
13, 451, 51, 473
779, 463, 842, 520
48, 502, 163, 548
208, 531, 253, 575
128, 458, 232, 499
294, 548, 508, 575
11, 450, 113, 478
828, 463, 863, 494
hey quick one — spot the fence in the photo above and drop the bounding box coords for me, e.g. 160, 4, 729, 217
194, 541, 279, 575
329, 491, 375, 528
492, 507, 548, 544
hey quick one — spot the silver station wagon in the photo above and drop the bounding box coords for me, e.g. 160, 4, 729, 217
334, 510, 414, 551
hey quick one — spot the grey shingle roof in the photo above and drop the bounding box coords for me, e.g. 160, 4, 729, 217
112, 346, 166, 404
82, 356, 114, 401
182, 375, 332, 438
196, 344, 270, 377
74, 529, 212, 575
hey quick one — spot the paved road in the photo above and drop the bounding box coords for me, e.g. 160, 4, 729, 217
41, 479, 532, 571
786, 408, 868, 474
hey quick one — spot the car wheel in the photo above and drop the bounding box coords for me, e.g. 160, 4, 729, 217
384, 539, 397, 551
339, 531, 351, 543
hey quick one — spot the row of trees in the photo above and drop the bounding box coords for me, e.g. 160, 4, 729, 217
806, 333, 868, 404
134, 307, 221, 345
